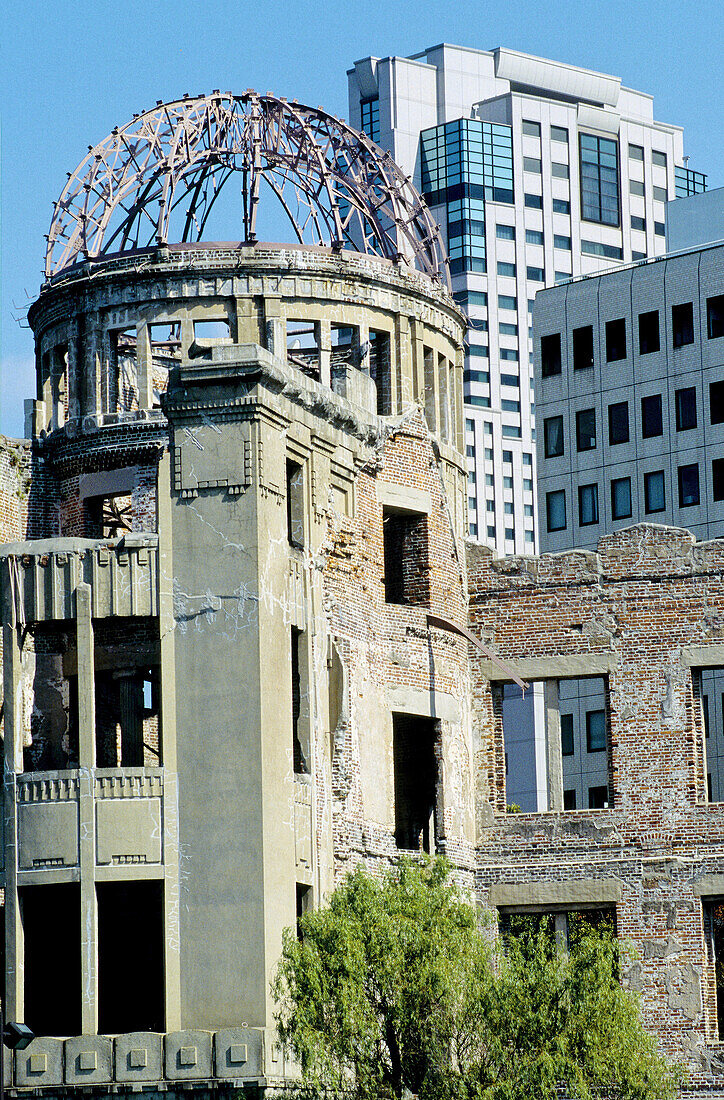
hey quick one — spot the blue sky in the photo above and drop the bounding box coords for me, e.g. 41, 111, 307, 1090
1, 0, 722, 436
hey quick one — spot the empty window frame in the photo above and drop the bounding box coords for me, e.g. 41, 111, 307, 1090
704, 898, 724, 1038
382, 508, 429, 606
638, 310, 660, 355
95, 665, 161, 768
499, 906, 616, 950
573, 325, 594, 370
546, 490, 566, 532
710, 380, 724, 425
369, 329, 392, 415
544, 415, 564, 458
678, 463, 700, 507
392, 714, 438, 852
23, 624, 80, 772
644, 470, 666, 513
193, 318, 231, 343
291, 627, 310, 774
608, 401, 629, 445
540, 333, 562, 377
286, 459, 305, 548
605, 318, 626, 362
641, 394, 663, 438
578, 483, 599, 526
22, 884, 82, 1037
708, 295, 724, 340
675, 387, 697, 431
672, 302, 695, 348
97, 882, 164, 1034
611, 477, 632, 520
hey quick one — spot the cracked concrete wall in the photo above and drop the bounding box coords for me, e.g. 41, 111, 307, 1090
467, 523, 724, 1086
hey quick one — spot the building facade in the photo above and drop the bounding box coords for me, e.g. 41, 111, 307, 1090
347, 43, 706, 555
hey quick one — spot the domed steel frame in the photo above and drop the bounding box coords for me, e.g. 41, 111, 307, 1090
45, 90, 449, 285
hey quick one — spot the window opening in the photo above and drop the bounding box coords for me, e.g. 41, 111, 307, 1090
675, 387, 697, 431
291, 627, 310, 774
286, 319, 320, 380
369, 329, 392, 415
286, 459, 305, 548
641, 394, 663, 438
578, 484, 599, 526
708, 295, 724, 340
608, 401, 629, 445
540, 333, 562, 377
638, 310, 660, 355
605, 318, 626, 362
672, 302, 695, 348
382, 508, 429, 606
573, 325, 594, 370
710, 380, 724, 425
611, 477, 632, 520
576, 408, 596, 451
97, 882, 164, 1034
110, 328, 139, 412
644, 470, 666, 513
546, 490, 566, 532
296, 884, 312, 936
393, 714, 438, 852
22, 884, 81, 1036
544, 416, 564, 458
678, 463, 700, 507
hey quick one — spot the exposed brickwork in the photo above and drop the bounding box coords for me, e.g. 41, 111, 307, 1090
467, 524, 724, 1085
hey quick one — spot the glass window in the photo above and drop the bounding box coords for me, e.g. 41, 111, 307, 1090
527, 266, 545, 282
672, 302, 695, 347
586, 710, 606, 752
499, 323, 518, 336
551, 125, 569, 143
561, 714, 574, 756
502, 425, 522, 438
468, 345, 489, 358
608, 401, 629, 445
540, 333, 562, 377
707, 295, 724, 339
711, 380, 724, 424
554, 234, 572, 250
628, 144, 644, 161
675, 387, 697, 431
360, 98, 380, 143
564, 789, 577, 810
498, 295, 517, 311
465, 418, 475, 432
713, 458, 724, 501
544, 415, 564, 457
678, 463, 700, 507
552, 198, 570, 214
654, 221, 666, 236
464, 370, 491, 384
641, 394, 663, 438
497, 261, 516, 277
501, 399, 520, 412
497, 224, 516, 240
579, 483, 599, 525
581, 240, 623, 260
546, 489, 566, 531
500, 349, 518, 361
653, 185, 667, 202
611, 477, 632, 520
606, 318, 626, 361
632, 250, 647, 261
524, 193, 543, 209
524, 156, 542, 173
576, 408, 596, 451
522, 119, 541, 137
579, 133, 620, 226
526, 229, 544, 245
630, 179, 645, 196
644, 470, 666, 513
523, 453, 532, 466
555, 271, 571, 284
573, 325, 594, 369
551, 162, 569, 179
631, 215, 646, 232
588, 784, 609, 808
639, 310, 660, 354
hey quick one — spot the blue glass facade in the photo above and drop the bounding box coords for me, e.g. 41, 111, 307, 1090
579, 133, 620, 227
360, 99, 380, 144
420, 119, 514, 274
675, 165, 707, 198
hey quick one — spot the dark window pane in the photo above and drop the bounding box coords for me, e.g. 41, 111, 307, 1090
638, 310, 660, 355
546, 490, 566, 531
578, 483, 599, 526
714, 458, 724, 501
641, 394, 663, 438
608, 401, 629, 445
576, 408, 596, 451
711, 380, 724, 425
708, 295, 724, 339
672, 302, 695, 348
561, 714, 574, 756
541, 333, 562, 377
573, 325, 594, 370
606, 318, 626, 361
586, 710, 606, 752
611, 477, 632, 519
588, 784, 609, 809
644, 470, 666, 513
563, 788, 577, 810
678, 463, 700, 507
675, 387, 697, 431
544, 415, 564, 458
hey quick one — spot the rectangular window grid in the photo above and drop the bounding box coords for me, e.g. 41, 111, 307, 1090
360, 98, 380, 144
579, 133, 620, 226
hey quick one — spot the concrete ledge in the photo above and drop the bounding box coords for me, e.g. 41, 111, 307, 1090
386, 684, 460, 723
693, 874, 724, 897
214, 1028, 263, 1079
114, 1031, 164, 1082
376, 480, 432, 515
479, 652, 617, 682
15, 1038, 63, 1087
65, 1035, 113, 1085
164, 1030, 213, 1080
681, 645, 724, 669
488, 877, 622, 908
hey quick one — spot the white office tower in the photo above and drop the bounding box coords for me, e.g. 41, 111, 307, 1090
347, 45, 706, 557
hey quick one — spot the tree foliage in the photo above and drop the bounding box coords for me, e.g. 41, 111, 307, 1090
272, 857, 678, 1100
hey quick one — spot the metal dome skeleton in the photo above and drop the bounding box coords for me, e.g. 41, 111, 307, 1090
45, 91, 449, 284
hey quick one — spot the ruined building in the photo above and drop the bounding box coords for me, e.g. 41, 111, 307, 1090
1, 90, 724, 1097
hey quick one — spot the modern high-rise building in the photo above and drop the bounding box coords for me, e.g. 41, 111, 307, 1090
347, 44, 706, 554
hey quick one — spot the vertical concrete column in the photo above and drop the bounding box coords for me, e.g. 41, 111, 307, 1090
353, 322, 369, 373
395, 315, 413, 410
76, 583, 98, 1033
84, 320, 102, 419
136, 323, 153, 410
411, 320, 427, 409
317, 319, 331, 388
3, 622, 24, 1020
544, 679, 563, 812
156, 451, 181, 1030
98, 328, 112, 415
235, 295, 262, 345
67, 318, 81, 421
453, 350, 465, 453
263, 294, 284, 358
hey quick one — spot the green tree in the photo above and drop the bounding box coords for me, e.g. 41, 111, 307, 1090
273, 857, 678, 1100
